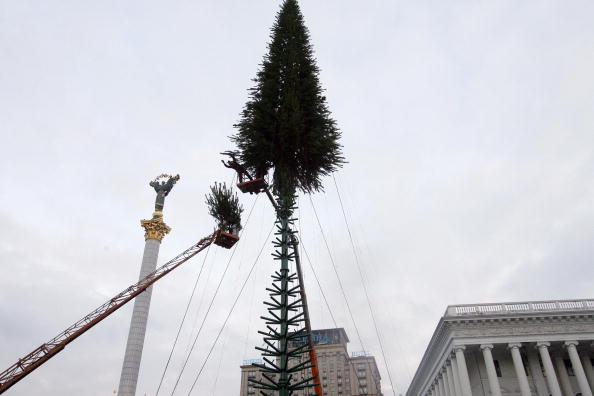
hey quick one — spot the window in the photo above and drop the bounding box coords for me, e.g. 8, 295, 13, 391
494, 360, 502, 377
565, 359, 575, 376
522, 354, 531, 376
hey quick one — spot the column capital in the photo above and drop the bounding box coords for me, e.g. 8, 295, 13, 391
140, 217, 171, 241
453, 345, 467, 352
508, 342, 523, 349
480, 344, 495, 351
536, 341, 551, 348
446, 359, 452, 367
564, 340, 579, 348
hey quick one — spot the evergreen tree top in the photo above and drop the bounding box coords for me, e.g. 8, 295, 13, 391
205, 183, 243, 234
232, 0, 344, 197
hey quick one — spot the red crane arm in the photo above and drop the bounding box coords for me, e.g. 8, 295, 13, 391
0, 231, 217, 395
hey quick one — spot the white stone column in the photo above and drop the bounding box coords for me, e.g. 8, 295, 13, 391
439, 375, 447, 396
554, 354, 573, 396
451, 355, 463, 396
446, 361, 457, 396
455, 346, 473, 396
565, 341, 593, 396
118, 214, 170, 396
581, 348, 594, 394
480, 344, 502, 396
443, 368, 452, 396
536, 342, 562, 396
435, 382, 442, 396
509, 343, 532, 396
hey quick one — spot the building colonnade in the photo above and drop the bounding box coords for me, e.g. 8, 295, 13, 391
425, 341, 594, 396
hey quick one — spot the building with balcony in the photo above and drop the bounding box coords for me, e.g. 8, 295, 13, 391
240, 328, 383, 395
406, 299, 594, 396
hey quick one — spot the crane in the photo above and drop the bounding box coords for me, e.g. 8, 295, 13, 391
0, 230, 231, 394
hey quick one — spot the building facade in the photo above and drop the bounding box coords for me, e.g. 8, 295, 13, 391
240, 328, 383, 395
406, 299, 594, 396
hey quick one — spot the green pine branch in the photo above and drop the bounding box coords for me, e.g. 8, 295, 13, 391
205, 182, 243, 234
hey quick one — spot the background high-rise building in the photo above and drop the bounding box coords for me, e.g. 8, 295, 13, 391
239, 328, 383, 396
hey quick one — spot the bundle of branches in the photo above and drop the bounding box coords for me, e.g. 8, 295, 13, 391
205, 182, 243, 235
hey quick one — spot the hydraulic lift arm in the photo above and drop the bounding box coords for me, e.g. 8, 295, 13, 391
0, 231, 217, 394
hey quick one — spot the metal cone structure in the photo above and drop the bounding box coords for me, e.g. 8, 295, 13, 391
249, 198, 317, 396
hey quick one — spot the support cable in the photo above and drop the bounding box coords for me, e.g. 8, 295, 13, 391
242, 247, 259, 359
155, 242, 213, 396
167, 195, 260, 396
295, 235, 338, 329
308, 195, 366, 353
186, 222, 276, 395
210, 323, 229, 394
296, 199, 338, 328
308, 194, 372, 394
332, 174, 398, 396
184, 247, 218, 356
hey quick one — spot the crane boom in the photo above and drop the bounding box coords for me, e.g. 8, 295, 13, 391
0, 231, 217, 395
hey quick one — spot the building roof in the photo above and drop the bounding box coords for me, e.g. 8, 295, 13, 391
311, 327, 350, 345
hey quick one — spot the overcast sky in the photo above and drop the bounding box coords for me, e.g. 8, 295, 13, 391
1, 1, 594, 395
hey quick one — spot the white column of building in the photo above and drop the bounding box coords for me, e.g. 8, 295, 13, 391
480, 344, 502, 396
581, 347, 594, 394
443, 368, 452, 396
509, 343, 532, 396
454, 346, 473, 396
437, 373, 447, 396
565, 341, 593, 396
536, 342, 562, 396
446, 361, 457, 396
554, 354, 573, 396
435, 381, 442, 396
451, 355, 463, 396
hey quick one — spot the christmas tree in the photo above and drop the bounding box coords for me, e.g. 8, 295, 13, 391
231, 1, 343, 395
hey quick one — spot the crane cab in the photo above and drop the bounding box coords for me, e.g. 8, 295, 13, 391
237, 178, 266, 194
214, 230, 240, 249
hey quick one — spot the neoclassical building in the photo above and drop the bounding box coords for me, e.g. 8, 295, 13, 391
406, 299, 594, 396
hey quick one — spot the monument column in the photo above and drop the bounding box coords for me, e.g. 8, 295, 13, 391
117, 174, 179, 396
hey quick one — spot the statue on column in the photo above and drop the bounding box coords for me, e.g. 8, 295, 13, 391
149, 174, 180, 213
